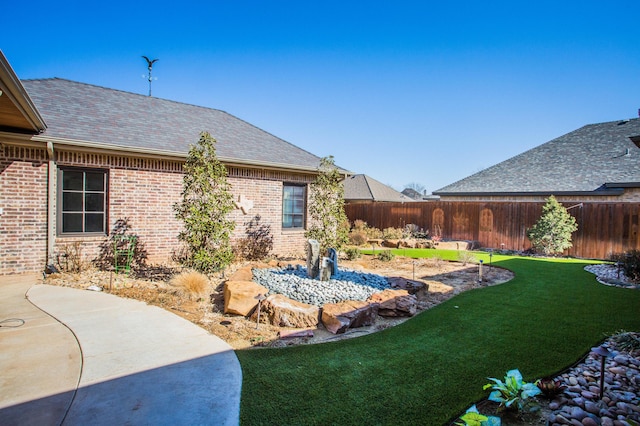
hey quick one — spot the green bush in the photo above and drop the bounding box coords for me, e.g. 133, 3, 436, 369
377, 250, 395, 261
344, 247, 361, 260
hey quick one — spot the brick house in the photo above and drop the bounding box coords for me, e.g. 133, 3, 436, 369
0, 52, 346, 276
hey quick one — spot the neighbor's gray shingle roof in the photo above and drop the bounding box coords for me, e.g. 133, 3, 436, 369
344, 174, 414, 202
434, 118, 640, 195
22, 78, 324, 171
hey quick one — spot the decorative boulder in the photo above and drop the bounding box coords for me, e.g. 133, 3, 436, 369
306, 239, 321, 279
387, 277, 429, 301
227, 266, 255, 282
223, 280, 269, 316
368, 289, 417, 317
321, 300, 378, 334
382, 239, 401, 248
250, 294, 319, 328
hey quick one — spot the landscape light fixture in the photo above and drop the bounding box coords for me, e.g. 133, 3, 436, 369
255, 294, 267, 329
591, 345, 613, 400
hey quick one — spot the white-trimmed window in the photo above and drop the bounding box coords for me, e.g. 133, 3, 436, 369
282, 184, 306, 229
58, 168, 108, 234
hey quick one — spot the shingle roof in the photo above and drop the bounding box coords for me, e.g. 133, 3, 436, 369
434, 118, 640, 195
22, 78, 325, 171
344, 174, 414, 202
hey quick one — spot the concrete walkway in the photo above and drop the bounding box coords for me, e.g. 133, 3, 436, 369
0, 276, 242, 425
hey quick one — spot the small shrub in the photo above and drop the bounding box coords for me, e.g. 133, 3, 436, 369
234, 215, 274, 261
382, 227, 403, 240
344, 247, 361, 260
609, 330, 640, 353
348, 231, 368, 246
56, 241, 85, 273
404, 223, 429, 239
610, 250, 640, 282
365, 226, 383, 239
377, 250, 395, 262
352, 220, 368, 231
95, 218, 148, 271
457, 251, 477, 266
170, 271, 209, 300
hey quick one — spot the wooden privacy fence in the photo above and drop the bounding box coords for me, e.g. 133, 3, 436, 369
344, 201, 640, 260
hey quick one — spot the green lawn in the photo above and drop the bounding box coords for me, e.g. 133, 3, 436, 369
236, 251, 640, 425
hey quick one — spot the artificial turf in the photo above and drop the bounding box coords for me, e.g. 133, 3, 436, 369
236, 252, 640, 425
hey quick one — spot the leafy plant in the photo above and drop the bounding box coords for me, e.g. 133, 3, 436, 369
483, 369, 541, 413
306, 156, 350, 253
535, 377, 566, 398
377, 250, 395, 262
455, 405, 501, 426
526, 195, 578, 255
174, 132, 236, 273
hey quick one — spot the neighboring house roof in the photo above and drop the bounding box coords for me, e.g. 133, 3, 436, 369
434, 118, 640, 196
21, 78, 332, 173
401, 188, 424, 200
344, 174, 414, 202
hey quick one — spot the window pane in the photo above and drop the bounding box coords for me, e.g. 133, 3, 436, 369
63, 171, 83, 190
85, 193, 104, 212
62, 213, 83, 232
63, 192, 83, 212
85, 213, 104, 232
282, 184, 305, 229
85, 172, 105, 191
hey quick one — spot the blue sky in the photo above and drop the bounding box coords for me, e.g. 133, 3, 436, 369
4, 1, 639, 193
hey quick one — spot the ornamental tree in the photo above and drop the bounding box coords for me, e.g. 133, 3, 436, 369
526, 195, 578, 255
305, 156, 349, 253
174, 132, 235, 273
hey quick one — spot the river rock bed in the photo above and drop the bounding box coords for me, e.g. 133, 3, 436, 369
544, 265, 639, 426
251, 265, 391, 306
546, 339, 640, 426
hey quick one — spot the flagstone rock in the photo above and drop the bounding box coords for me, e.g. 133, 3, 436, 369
368, 289, 417, 317
223, 280, 269, 316
387, 276, 429, 300
250, 294, 319, 328
321, 300, 378, 334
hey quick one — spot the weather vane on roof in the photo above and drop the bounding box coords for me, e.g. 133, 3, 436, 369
142, 56, 159, 97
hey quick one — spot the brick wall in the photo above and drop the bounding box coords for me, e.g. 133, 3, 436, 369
2, 145, 315, 276
0, 147, 49, 274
